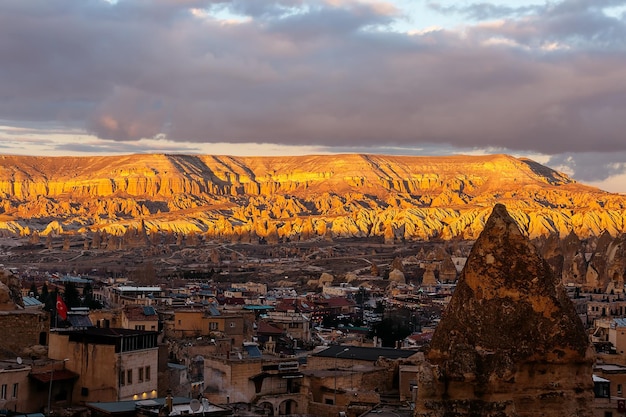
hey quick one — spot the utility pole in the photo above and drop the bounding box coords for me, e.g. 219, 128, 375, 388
47, 359, 69, 416
334, 348, 349, 406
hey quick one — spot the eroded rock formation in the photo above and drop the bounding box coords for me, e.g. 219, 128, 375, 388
0, 153, 625, 241
536, 230, 626, 292
416, 204, 594, 417
0, 269, 24, 310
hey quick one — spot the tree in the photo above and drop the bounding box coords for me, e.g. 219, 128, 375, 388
39, 283, 49, 304
82, 282, 103, 309
29, 283, 39, 298
369, 318, 411, 348
64, 282, 81, 308
82, 282, 93, 302
354, 287, 369, 305
44, 289, 56, 312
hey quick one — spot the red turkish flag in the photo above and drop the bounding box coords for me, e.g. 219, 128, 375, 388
56, 294, 68, 320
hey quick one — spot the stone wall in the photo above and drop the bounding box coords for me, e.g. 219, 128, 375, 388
0, 310, 48, 357
203, 356, 263, 403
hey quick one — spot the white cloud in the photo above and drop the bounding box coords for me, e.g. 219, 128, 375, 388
588, 172, 626, 194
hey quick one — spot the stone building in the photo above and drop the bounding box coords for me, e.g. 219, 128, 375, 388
593, 363, 626, 400
586, 293, 626, 323
48, 328, 159, 403
0, 270, 49, 357
102, 286, 164, 307
304, 345, 419, 417
28, 359, 79, 414
593, 318, 626, 364
171, 309, 247, 346
0, 359, 32, 413
0, 310, 49, 356
203, 350, 305, 415
416, 204, 594, 416
230, 282, 268, 296
263, 311, 310, 343
122, 305, 159, 331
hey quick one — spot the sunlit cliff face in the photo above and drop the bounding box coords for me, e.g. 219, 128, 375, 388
0, 153, 624, 240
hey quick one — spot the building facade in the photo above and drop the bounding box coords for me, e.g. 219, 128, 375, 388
48, 328, 159, 403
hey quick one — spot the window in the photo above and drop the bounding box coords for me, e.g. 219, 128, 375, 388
135, 325, 145, 330
127, 369, 133, 385
209, 322, 218, 330
12, 383, 18, 399
120, 370, 125, 386
1, 384, 6, 400
145, 366, 151, 381
138, 367, 144, 383
229, 322, 236, 328
595, 382, 610, 398
619, 384, 623, 395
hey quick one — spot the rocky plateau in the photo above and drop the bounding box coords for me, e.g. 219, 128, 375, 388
0, 153, 624, 242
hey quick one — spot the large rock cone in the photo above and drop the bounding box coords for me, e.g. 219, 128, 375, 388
416, 204, 594, 417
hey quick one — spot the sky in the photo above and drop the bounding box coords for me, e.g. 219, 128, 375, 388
1, 0, 626, 193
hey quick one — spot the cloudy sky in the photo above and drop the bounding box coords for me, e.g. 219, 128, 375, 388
1, 0, 626, 192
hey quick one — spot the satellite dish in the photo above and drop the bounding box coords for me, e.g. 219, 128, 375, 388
189, 399, 201, 412
16, 357, 22, 365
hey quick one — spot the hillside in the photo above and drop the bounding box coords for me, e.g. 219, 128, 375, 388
0, 153, 624, 241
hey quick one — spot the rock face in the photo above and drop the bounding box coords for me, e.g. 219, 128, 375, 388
0, 153, 625, 241
416, 204, 594, 417
0, 269, 24, 310
536, 230, 626, 292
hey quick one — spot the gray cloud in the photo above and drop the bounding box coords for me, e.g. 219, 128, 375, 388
1, 0, 626, 184
427, 2, 541, 20
54, 140, 204, 154
547, 152, 626, 183
465, 0, 626, 48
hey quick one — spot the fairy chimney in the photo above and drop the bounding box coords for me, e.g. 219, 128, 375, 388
416, 204, 594, 417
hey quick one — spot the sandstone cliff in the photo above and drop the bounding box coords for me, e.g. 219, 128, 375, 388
416, 204, 594, 416
0, 153, 624, 241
